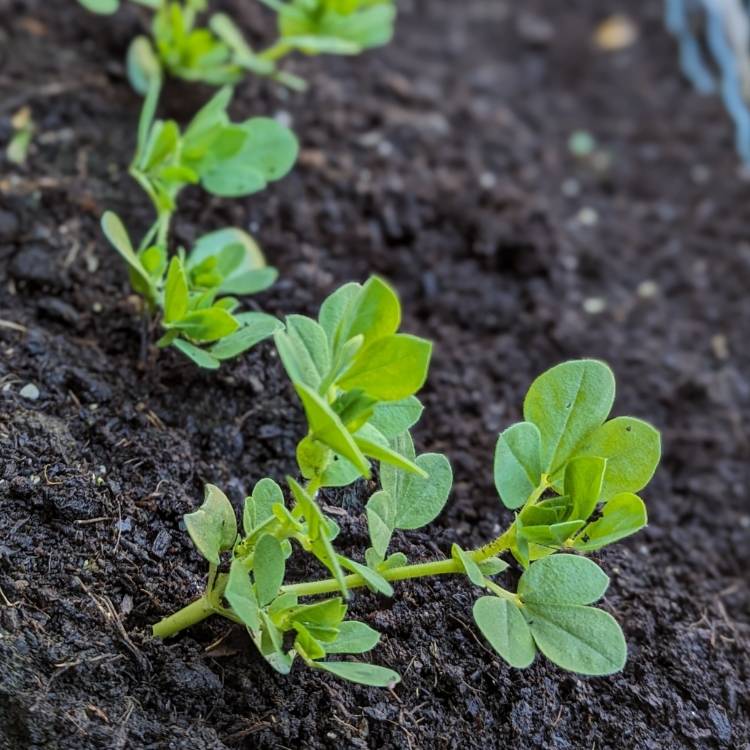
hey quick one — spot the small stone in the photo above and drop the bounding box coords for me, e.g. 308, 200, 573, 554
583, 297, 607, 314
711, 334, 729, 360
576, 207, 599, 226
10, 244, 59, 286
19, 383, 39, 400
637, 280, 659, 299
569, 131, 596, 157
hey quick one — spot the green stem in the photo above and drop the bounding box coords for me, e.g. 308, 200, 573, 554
259, 40, 292, 62
152, 593, 215, 638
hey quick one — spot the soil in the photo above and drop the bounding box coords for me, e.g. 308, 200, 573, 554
0, 0, 749, 748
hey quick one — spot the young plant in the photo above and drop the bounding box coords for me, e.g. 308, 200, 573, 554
100, 81, 297, 367
77, 0, 396, 93
153, 281, 661, 686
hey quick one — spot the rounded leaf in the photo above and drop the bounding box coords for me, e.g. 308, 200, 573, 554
473, 596, 536, 668
184, 484, 237, 565
518, 554, 609, 605
494, 422, 542, 509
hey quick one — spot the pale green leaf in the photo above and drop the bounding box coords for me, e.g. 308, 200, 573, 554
473, 596, 536, 668
365, 489, 395, 559
184, 484, 237, 565
225, 558, 260, 631
209, 313, 281, 360
525, 603, 627, 676
314, 660, 400, 687
341, 557, 394, 596
325, 621, 381, 654
518, 554, 609, 606
172, 339, 220, 369
368, 396, 424, 439
336, 276, 401, 350
493, 421, 542, 509
564, 456, 607, 521
275, 315, 331, 390
318, 282, 361, 349
451, 544, 485, 587
253, 534, 286, 606
172, 308, 239, 342
523, 360, 615, 474
572, 492, 647, 552
164, 256, 189, 324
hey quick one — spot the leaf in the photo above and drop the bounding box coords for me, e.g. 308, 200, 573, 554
172, 308, 239, 342
564, 456, 607, 521
100, 211, 152, 294
127, 35, 161, 96
225, 558, 260, 631
477, 557, 509, 575
338, 334, 431, 401
572, 493, 647, 551
184, 484, 237, 565
524, 603, 627, 676
493, 422, 542, 509
368, 396, 424, 439
314, 661, 400, 687
336, 276, 401, 350
325, 621, 381, 654
220, 267, 278, 295
244, 477, 285, 535
340, 557, 394, 596
77, 0, 119, 13
183, 86, 232, 157
253, 534, 286, 606
568, 417, 661, 502
171, 339, 220, 369
318, 282, 361, 349
294, 383, 370, 478
380, 445, 452, 530
163, 257, 189, 324
451, 545, 485, 587
189, 227, 266, 272
353, 433, 428, 478
518, 520, 585, 547
473, 596, 536, 669
209, 313, 281, 360
518, 554, 609, 606
365, 490, 395, 559
275, 315, 331, 390
523, 360, 615, 474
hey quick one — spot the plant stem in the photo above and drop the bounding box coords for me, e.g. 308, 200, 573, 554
259, 40, 292, 62
152, 593, 215, 638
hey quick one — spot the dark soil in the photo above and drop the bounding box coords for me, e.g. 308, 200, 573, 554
1, 0, 748, 747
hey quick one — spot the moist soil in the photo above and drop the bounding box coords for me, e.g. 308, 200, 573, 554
0, 0, 748, 748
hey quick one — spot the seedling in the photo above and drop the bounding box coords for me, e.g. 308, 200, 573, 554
76, 0, 396, 93
99, 81, 297, 367
153, 280, 661, 686
6, 106, 35, 166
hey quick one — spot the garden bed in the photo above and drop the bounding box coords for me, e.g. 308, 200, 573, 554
0, 0, 748, 747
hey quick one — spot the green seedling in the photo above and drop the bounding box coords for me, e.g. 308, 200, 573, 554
101, 212, 283, 368
153, 282, 661, 686
76, 0, 395, 92
99, 83, 296, 367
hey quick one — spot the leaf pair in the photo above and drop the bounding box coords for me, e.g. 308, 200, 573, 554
277, 277, 432, 486
269, 0, 396, 55
473, 555, 626, 675
133, 85, 298, 203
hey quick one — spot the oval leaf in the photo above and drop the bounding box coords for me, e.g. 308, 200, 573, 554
518, 554, 609, 606
494, 421, 542, 509
473, 596, 536, 669
572, 492, 647, 551
184, 484, 237, 565
254, 534, 286, 606
314, 660, 401, 687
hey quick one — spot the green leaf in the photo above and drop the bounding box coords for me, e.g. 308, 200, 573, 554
314, 661, 400, 687
518, 520, 585, 547
368, 396, 423, 439
171, 339, 220, 369
518, 554, 609, 606
337, 334, 432, 400
189, 226, 266, 273
572, 493, 647, 552
567, 417, 661, 502
244, 477, 285, 535
100, 211, 152, 294
294, 383, 370, 478
353, 433, 428, 478
564, 456, 607, 521
365, 490, 395, 559
127, 35, 161, 96
253, 534, 286, 606
337, 276, 401, 350
493, 422, 542, 509
325, 621, 381, 654
225, 558, 260, 631
164, 257, 189, 324
523, 360, 615, 474
477, 557, 509, 576
340, 557, 394, 596
318, 281, 361, 349
209, 313, 281, 360
451, 544, 485, 587
524, 604, 627, 675
220, 267, 278, 295
275, 315, 331, 390
473, 596, 536, 669
172, 307, 239, 342
77, 0, 119, 14
184, 484, 237, 565
380, 440, 452, 530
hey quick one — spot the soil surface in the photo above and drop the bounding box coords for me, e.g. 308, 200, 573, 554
1, 0, 749, 748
